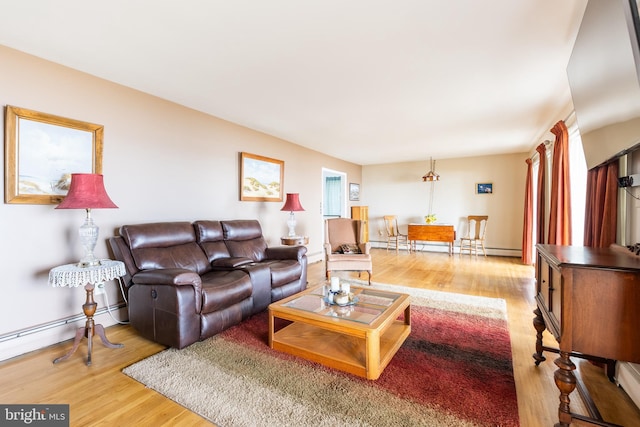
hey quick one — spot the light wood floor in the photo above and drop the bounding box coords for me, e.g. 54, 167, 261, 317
2, 249, 640, 426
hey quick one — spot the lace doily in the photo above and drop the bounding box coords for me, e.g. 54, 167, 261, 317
49, 260, 126, 288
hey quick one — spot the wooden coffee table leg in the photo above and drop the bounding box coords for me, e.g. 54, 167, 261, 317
366, 330, 381, 380
268, 310, 274, 347
404, 305, 411, 325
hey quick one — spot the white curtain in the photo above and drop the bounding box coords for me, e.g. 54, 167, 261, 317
324, 177, 342, 217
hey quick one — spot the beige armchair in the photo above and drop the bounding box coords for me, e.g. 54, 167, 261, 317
324, 218, 372, 284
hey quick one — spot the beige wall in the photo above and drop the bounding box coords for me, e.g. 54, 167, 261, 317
0, 45, 361, 360
362, 154, 527, 254
0, 44, 528, 361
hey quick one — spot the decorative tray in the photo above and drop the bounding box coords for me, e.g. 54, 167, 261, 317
323, 296, 359, 307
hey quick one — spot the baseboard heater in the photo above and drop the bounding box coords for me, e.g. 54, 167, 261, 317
0, 302, 127, 344
370, 240, 521, 257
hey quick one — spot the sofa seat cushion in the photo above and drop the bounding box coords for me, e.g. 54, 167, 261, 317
262, 259, 303, 288
200, 270, 253, 313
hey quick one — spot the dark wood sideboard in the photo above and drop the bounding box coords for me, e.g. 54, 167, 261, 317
533, 244, 640, 427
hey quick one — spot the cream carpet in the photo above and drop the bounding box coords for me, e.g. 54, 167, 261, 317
123, 283, 518, 426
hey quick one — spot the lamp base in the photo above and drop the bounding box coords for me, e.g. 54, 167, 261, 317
78, 210, 100, 268
287, 211, 297, 237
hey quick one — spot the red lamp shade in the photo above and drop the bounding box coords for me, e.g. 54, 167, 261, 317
56, 173, 118, 209
281, 193, 304, 212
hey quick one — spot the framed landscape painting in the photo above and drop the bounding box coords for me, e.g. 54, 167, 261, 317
4, 106, 103, 204
239, 152, 284, 202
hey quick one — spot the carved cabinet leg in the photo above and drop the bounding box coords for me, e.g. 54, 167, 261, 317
532, 307, 547, 365
554, 351, 576, 427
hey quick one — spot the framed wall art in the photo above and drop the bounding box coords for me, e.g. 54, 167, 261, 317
4, 106, 103, 204
476, 183, 493, 194
239, 152, 284, 202
349, 183, 360, 201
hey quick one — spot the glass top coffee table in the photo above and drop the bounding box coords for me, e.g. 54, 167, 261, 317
268, 284, 411, 380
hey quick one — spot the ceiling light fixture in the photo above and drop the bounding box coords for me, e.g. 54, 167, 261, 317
422, 158, 439, 220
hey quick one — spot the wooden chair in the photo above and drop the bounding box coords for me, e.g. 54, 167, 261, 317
459, 215, 488, 256
383, 215, 410, 253
324, 218, 372, 284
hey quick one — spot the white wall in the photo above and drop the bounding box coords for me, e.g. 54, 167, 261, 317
362, 154, 527, 254
0, 45, 362, 361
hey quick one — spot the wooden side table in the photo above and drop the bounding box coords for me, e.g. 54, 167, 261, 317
281, 236, 309, 246
49, 260, 126, 366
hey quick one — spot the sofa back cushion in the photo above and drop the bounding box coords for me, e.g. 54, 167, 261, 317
193, 220, 232, 262
120, 222, 211, 274
221, 220, 268, 261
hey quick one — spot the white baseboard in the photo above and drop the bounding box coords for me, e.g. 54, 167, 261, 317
306, 251, 324, 264
0, 306, 128, 363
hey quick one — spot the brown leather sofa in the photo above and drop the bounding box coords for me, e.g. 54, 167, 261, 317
109, 219, 307, 348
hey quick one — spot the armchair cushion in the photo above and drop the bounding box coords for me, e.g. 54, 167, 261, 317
339, 243, 361, 254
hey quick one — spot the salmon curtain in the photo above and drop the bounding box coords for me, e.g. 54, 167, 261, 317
547, 120, 572, 245
584, 161, 618, 247
535, 143, 546, 246
521, 158, 534, 264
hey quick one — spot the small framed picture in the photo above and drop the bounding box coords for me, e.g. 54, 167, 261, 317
349, 183, 360, 201
476, 183, 493, 194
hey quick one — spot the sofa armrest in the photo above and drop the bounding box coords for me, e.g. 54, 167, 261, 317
132, 268, 201, 286
210, 257, 254, 269
265, 245, 308, 262
131, 268, 202, 312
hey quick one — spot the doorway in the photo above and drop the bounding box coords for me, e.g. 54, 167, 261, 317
322, 168, 347, 220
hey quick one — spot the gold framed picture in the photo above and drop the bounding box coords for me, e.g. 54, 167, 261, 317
239, 152, 284, 202
4, 106, 103, 204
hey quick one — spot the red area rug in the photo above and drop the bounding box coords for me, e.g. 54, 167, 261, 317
124, 284, 519, 426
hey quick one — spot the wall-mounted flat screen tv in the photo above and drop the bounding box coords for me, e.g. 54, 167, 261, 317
568, 0, 640, 169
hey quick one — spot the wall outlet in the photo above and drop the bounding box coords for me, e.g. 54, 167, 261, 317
94, 282, 106, 295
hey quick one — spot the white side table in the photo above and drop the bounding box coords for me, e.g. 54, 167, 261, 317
49, 260, 126, 366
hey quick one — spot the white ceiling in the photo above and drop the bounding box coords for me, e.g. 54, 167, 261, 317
0, 0, 588, 165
